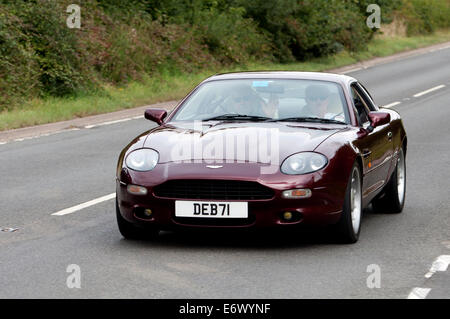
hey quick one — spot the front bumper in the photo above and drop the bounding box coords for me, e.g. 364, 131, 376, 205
116, 162, 347, 230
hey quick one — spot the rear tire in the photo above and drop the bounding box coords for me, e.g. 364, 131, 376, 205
335, 162, 363, 244
116, 199, 159, 240
372, 147, 406, 214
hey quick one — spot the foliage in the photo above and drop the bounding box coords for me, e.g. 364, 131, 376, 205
398, 0, 450, 35
0, 0, 448, 111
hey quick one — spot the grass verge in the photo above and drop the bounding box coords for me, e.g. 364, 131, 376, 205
1, 29, 449, 131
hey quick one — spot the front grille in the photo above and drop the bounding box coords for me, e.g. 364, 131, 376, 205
153, 179, 274, 200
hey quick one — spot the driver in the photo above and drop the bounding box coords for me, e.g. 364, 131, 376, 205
302, 84, 335, 119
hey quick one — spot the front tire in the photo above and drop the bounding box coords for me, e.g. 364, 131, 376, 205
335, 162, 363, 244
116, 199, 159, 240
372, 147, 406, 214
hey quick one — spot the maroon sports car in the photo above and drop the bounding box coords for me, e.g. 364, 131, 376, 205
116, 72, 407, 243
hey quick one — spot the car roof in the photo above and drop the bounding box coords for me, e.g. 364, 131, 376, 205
203, 71, 356, 86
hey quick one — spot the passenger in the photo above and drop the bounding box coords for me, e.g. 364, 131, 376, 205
222, 85, 264, 116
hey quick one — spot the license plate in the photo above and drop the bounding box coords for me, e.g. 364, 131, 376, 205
175, 201, 248, 218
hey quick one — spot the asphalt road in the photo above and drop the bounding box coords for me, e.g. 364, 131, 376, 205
1, 46, 450, 299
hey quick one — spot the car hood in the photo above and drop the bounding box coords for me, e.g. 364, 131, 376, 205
143, 121, 344, 163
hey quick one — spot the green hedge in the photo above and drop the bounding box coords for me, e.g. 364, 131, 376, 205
0, 0, 448, 111
400, 0, 450, 35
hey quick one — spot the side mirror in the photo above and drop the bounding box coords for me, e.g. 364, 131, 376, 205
144, 108, 167, 125
367, 111, 390, 132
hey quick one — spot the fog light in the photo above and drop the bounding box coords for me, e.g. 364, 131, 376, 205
280, 211, 302, 223
127, 184, 147, 195
134, 207, 154, 220
283, 212, 293, 220
144, 209, 153, 217
282, 188, 311, 199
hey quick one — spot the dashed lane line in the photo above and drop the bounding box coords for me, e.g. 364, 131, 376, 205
0, 116, 145, 145
407, 287, 431, 299
406, 255, 450, 299
340, 67, 362, 74
84, 115, 144, 129
425, 255, 450, 279
413, 84, 446, 98
381, 101, 401, 108
51, 193, 116, 216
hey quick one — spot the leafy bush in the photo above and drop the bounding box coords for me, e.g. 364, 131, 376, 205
399, 0, 450, 35
0, 0, 448, 111
235, 0, 375, 61
11, 1, 89, 95
292, 0, 373, 59
192, 5, 272, 63
0, 6, 40, 109
81, 13, 217, 83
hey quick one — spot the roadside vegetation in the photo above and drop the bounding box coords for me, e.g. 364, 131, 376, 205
1, 0, 449, 130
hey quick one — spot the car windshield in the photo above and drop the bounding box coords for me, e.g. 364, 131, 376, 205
171, 79, 350, 124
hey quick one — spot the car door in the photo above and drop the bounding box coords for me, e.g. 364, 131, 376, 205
351, 82, 394, 203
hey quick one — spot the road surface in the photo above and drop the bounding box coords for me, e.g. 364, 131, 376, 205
1, 46, 450, 299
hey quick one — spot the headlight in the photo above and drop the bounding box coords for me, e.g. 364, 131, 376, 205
281, 152, 328, 175
125, 149, 159, 171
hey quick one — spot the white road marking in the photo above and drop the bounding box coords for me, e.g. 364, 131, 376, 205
1, 128, 80, 145
407, 287, 431, 299
436, 44, 450, 51
429, 44, 450, 52
84, 117, 136, 129
428, 45, 450, 53
51, 193, 116, 216
381, 101, 401, 108
425, 255, 450, 278
0, 227, 19, 232
413, 84, 446, 98
340, 67, 362, 74
0, 116, 145, 145
84, 115, 144, 129
406, 254, 450, 299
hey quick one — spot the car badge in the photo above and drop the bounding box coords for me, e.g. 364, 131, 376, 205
206, 165, 223, 169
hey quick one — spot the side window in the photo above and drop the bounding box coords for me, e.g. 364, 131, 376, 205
356, 82, 377, 111
350, 85, 370, 125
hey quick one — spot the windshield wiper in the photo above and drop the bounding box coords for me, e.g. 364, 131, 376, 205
202, 114, 271, 121
271, 117, 346, 125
